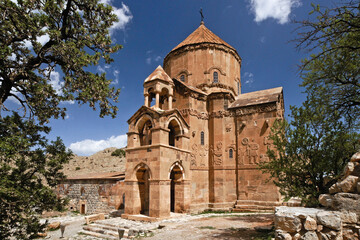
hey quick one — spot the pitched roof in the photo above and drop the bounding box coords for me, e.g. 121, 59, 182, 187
229, 87, 283, 109
144, 65, 173, 84
66, 171, 125, 180
171, 22, 235, 53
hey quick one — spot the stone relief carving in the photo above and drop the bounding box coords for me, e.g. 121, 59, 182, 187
180, 109, 209, 120
226, 124, 232, 132
234, 104, 277, 117
260, 154, 270, 162
209, 110, 232, 118
190, 143, 208, 167
240, 138, 259, 164
210, 141, 223, 165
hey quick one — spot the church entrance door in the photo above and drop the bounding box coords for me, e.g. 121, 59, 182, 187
170, 165, 183, 212
136, 167, 150, 215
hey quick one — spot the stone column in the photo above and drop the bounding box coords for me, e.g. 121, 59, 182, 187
149, 179, 171, 218
144, 93, 149, 107
168, 95, 173, 110
124, 180, 141, 215
155, 92, 160, 109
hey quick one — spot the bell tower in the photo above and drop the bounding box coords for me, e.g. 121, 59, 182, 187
143, 65, 174, 110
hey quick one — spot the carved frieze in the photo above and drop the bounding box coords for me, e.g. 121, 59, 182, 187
180, 109, 209, 120
233, 103, 277, 117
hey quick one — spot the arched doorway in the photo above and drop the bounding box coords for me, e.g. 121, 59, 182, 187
169, 165, 183, 212
136, 166, 150, 215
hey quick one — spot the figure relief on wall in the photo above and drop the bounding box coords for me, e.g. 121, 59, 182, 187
241, 138, 259, 164
190, 143, 198, 167
198, 144, 208, 166
210, 141, 223, 165
260, 154, 270, 162
226, 123, 232, 132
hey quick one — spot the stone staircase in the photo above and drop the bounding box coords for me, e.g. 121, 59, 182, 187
233, 199, 301, 212
78, 217, 159, 239
232, 200, 281, 212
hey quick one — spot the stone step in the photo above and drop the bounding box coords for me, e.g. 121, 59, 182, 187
78, 230, 118, 240
82, 224, 131, 239
235, 200, 282, 206
233, 204, 275, 212
91, 223, 120, 232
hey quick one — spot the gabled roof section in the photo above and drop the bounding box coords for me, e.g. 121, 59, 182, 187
66, 171, 125, 180
144, 65, 173, 85
127, 106, 160, 124
229, 87, 283, 109
171, 22, 236, 53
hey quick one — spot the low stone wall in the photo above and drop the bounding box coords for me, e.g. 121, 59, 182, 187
57, 179, 125, 214
275, 206, 359, 239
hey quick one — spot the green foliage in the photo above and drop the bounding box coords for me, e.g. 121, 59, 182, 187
111, 148, 126, 157
296, 1, 360, 127
260, 0, 360, 208
260, 93, 359, 206
0, 0, 122, 123
0, 1, 123, 239
0, 113, 72, 239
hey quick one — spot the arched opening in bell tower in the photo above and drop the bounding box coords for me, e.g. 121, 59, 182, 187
168, 119, 181, 147
139, 119, 153, 146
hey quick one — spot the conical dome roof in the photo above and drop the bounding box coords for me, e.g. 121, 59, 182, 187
144, 65, 173, 84
170, 22, 236, 53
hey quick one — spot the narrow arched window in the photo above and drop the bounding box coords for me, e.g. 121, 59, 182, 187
180, 74, 185, 82
229, 149, 233, 158
224, 99, 228, 110
213, 72, 218, 83
200, 131, 204, 145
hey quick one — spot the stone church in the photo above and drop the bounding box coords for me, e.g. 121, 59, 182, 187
122, 21, 284, 220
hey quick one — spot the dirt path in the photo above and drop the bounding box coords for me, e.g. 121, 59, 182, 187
146, 214, 274, 240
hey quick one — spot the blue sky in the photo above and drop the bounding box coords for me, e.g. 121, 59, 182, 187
36, 0, 332, 156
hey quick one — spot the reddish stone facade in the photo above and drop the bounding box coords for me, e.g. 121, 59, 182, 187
123, 22, 284, 219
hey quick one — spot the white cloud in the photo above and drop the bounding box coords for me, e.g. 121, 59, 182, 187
69, 134, 127, 156
37, 34, 50, 46
243, 72, 254, 85
112, 69, 120, 84
100, 1, 132, 34
248, 0, 301, 24
48, 70, 75, 104
49, 71, 63, 94
97, 65, 106, 73
145, 53, 162, 65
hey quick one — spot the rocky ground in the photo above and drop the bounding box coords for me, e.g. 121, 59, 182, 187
38, 212, 274, 240
62, 147, 126, 178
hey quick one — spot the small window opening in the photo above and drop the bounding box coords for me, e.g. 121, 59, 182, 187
213, 72, 218, 83
180, 75, 185, 82
200, 131, 205, 145
229, 149, 233, 158
237, 82, 240, 95
224, 99, 228, 110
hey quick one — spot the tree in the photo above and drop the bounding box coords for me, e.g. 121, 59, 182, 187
0, 0, 124, 238
296, 1, 360, 126
260, 1, 360, 206
111, 148, 126, 157
260, 91, 359, 206
0, 0, 122, 123
0, 113, 71, 239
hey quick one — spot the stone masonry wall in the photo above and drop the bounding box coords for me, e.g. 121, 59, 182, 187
57, 179, 125, 214
275, 152, 360, 239
275, 206, 359, 239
